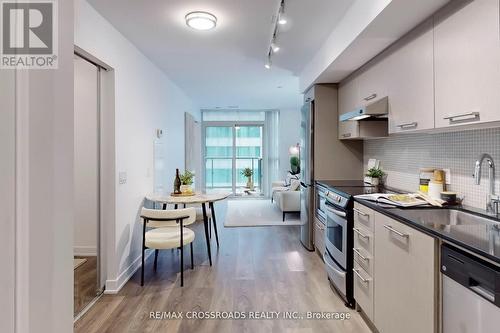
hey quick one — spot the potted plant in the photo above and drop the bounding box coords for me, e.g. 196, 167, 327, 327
365, 167, 385, 186
290, 156, 300, 175
241, 167, 254, 190
179, 170, 195, 194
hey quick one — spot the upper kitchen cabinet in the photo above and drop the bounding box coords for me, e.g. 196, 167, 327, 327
339, 76, 360, 139
338, 60, 389, 140
386, 19, 435, 133
357, 56, 390, 107
434, 0, 500, 128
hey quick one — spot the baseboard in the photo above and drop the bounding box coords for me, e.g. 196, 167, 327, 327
74, 246, 97, 257
104, 250, 153, 294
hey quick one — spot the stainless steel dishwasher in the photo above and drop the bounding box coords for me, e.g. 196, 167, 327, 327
441, 244, 500, 333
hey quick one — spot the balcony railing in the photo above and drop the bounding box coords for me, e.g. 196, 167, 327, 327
205, 157, 262, 191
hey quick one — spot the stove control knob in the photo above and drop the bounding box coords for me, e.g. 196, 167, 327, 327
337, 197, 342, 203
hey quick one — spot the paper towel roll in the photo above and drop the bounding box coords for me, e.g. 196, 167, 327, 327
428, 181, 444, 200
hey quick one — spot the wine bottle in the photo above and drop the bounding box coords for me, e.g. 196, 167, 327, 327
174, 169, 181, 194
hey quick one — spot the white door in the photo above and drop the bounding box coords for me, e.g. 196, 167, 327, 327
74, 54, 102, 315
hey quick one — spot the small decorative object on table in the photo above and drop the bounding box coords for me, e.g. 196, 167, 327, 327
173, 168, 182, 194
364, 167, 384, 186
179, 170, 195, 194
241, 167, 254, 190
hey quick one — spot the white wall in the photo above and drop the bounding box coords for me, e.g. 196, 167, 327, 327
9, 0, 75, 332
74, 0, 199, 291
0, 64, 16, 333
278, 108, 302, 179
299, 0, 392, 91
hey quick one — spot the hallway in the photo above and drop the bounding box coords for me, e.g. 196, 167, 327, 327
74, 223, 370, 333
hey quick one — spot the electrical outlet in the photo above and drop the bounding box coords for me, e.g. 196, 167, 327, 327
119, 172, 127, 185
443, 169, 451, 185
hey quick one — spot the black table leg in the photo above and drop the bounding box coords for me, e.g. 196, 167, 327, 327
201, 203, 212, 266
209, 202, 220, 248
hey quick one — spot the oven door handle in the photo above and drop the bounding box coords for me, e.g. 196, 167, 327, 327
325, 206, 347, 218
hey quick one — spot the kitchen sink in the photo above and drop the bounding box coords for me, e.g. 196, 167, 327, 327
396, 208, 500, 227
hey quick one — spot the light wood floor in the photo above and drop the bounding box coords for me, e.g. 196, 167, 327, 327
74, 223, 371, 333
74, 256, 98, 316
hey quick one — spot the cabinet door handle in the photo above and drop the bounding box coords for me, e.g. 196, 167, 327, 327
353, 208, 369, 217
342, 133, 352, 138
397, 122, 418, 129
353, 228, 370, 239
364, 93, 377, 101
353, 269, 371, 283
353, 248, 369, 261
443, 112, 480, 123
383, 224, 409, 238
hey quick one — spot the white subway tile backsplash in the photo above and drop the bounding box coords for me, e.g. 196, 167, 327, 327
364, 128, 500, 210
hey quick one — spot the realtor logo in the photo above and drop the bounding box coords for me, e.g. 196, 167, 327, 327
1, 0, 58, 69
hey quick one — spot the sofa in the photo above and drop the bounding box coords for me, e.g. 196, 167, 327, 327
271, 177, 301, 221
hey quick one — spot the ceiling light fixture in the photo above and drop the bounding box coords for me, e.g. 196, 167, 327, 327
265, 53, 272, 69
271, 39, 280, 53
185, 11, 217, 31
278, 0, 287, 25
264, 1, 287, 69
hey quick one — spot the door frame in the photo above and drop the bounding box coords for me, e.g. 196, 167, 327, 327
202, 121, 265, 194
73, 46, 114, 319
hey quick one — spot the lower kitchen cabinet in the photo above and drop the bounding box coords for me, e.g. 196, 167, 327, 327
373, 212, 437, 333
353, 261, 374, 320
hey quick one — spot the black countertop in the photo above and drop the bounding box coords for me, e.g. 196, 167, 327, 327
355, 198, 500, 264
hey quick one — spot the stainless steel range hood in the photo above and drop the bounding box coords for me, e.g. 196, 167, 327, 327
339, 96, 388, 122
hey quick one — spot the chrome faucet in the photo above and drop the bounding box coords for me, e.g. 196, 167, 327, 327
473, 153, 500, 214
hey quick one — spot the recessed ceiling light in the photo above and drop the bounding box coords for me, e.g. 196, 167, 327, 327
185, 11, 217, 31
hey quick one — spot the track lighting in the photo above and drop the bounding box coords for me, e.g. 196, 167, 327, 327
265, 55, 272, 69
264, 1, 288, 69
278, 0, 287, 25
271, 40, 280, 53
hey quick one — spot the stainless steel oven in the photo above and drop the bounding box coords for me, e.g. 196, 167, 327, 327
323, 190, 354, 308
325, 202, 347, 268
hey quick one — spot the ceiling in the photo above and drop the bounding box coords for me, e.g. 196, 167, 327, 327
86, 0, 354, 110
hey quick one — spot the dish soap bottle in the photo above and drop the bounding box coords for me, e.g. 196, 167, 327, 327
174, 169, 181, 194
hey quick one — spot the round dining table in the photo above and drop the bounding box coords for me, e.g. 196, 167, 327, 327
145, 192, 230, 266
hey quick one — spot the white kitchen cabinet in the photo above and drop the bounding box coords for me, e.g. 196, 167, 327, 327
434, 0, 500, 128
374, 212, 437, 333
353, 203, 376, 322
357, 57, 390, 107
353, 261, 374, 321
338, 76, 360, 139
386, 18, 435, 133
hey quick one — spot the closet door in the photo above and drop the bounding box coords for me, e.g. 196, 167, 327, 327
74, 55, 101, 315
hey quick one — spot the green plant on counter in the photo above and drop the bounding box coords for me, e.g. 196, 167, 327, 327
290, 156, 300, 175
366, 167, 385, 179
241, 168, 253, 178
179, 170, 194, 185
